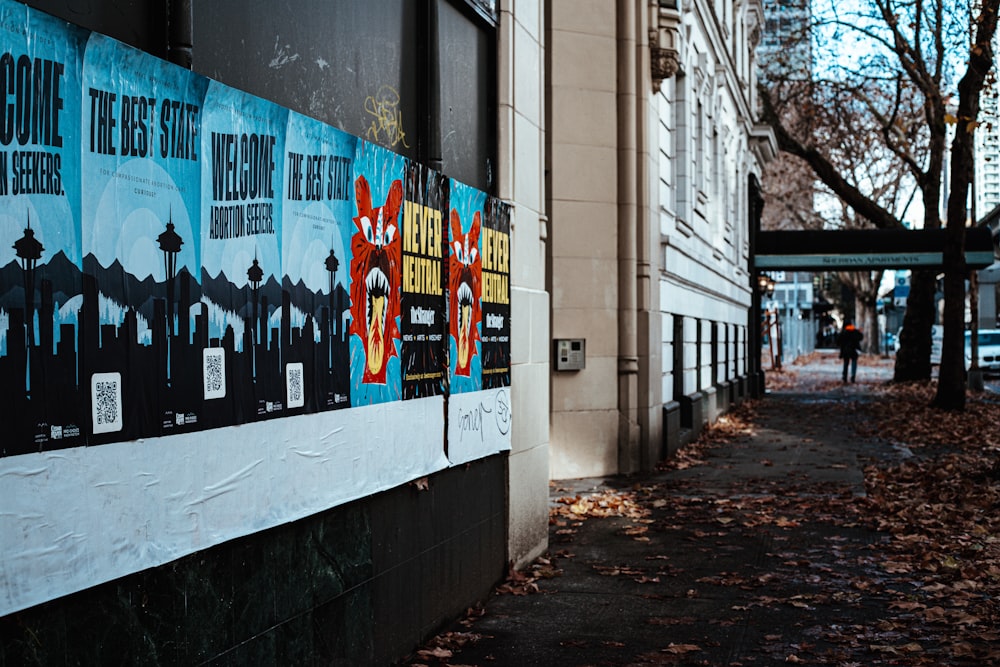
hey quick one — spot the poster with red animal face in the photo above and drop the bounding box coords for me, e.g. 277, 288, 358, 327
349, 140, 405, 405
446, 182, 512, 465
447, 179, 484, 393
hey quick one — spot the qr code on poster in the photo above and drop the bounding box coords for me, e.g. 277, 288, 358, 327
286, 362, 304, 408
203, 348, 226, 400
91, 372, 123, 434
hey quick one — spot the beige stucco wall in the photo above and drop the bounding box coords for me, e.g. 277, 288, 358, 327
547, 0, 623, 480
546, 0, 768, 480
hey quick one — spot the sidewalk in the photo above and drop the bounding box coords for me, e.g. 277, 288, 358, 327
403, 352, 978, 666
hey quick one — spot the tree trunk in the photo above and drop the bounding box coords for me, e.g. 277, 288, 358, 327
857, 296, 880, 355
935, 259, 967, 410
894, 270, 936, 381
931, 0, 998, 410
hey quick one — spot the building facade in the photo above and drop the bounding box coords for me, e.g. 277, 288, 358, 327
758, 0, 811, 76
974, 30, 1000, 218
1, 0, 774, 663
547, 0, 774, 478
0, 1, 547, 663
970, 32, 1000, 332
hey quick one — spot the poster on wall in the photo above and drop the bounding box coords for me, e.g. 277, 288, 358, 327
481, 195, 511, 389
447, 178, 484, 394
446, 179, 511, 464
281, 111, 355, 412
0, 0, 504, 620
200, 79, 287, 423
401, 161, 447, 400
349, 140, 406, 406
81, 34, 207, 443
0, 1, 87, 456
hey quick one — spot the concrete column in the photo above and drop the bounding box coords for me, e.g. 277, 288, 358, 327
636, 0, 663, 470
501, 0, 550, 566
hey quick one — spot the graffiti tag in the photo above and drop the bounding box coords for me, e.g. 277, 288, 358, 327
494, 389, 511, 435
458, 402, 484, 443
364, 85, 411, 149
456, 389, 511, 444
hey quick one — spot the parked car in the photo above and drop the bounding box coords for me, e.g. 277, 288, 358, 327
965, 329, 1000, 375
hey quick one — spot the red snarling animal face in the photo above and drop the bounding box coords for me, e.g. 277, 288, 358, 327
449, 209, 481, 377
350, 175, 403, 384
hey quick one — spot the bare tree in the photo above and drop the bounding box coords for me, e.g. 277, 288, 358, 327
761, 152, 824, 231
936, 2, 999, 408
759, 0, 999, 409
761, 141, 910, 355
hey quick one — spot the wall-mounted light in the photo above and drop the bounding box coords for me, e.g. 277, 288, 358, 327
757, 273, 775, 298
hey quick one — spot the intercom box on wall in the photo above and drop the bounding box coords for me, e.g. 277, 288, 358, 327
554, 339, 586, 371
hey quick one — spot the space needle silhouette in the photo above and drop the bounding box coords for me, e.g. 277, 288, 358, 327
14, 213, 43, 349
156, 212, 183, 336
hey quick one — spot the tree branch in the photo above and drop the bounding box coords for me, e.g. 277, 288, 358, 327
759, 86, 906, 231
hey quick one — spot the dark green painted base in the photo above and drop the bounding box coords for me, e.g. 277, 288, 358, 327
1, 455, 507, 666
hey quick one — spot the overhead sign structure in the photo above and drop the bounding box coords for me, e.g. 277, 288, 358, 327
755, 229, 995, 271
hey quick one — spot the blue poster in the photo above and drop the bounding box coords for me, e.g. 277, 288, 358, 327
82, 35, 204, 290
349, 140, 406, 406
447, 178, 486, 395
81, 33, 207, 440
281, 111, 356, 411
0, 0, 87, 454
200, 80, 287, 419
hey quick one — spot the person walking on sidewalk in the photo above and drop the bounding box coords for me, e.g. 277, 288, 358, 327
838, 319, 863, 382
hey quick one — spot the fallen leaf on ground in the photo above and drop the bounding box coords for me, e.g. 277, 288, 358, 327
663, 643, 702, 654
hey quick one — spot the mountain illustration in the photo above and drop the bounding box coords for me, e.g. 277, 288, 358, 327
1, 249, 352, 346
282, 275, 349, 319
200, 268, 283, 315
0, 251, 82, 311
83, 254, 203, 324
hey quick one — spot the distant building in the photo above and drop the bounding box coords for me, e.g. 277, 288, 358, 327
971, 35, 999, 331
974, 33, 1000, 217
757, 0, 817, 237
976, 205, 1000, 329
758, 0, 812, 79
